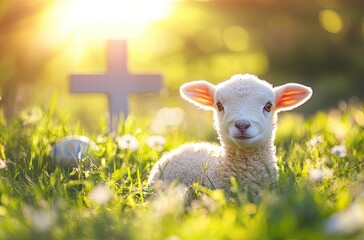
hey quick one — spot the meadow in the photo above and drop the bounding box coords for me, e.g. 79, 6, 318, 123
0, 98, 363, 240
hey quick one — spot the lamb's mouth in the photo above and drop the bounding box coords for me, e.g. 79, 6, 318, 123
234, 135, 256, 140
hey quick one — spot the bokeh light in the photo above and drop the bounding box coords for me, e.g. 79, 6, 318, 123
223, 26, 249, 52
327, 109, 350, 139
196, 28, 223, 53
354, 109, 364, 127
210, 51, 269, 79
319, 9, 343, 34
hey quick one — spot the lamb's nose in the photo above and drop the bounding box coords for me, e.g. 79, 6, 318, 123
235, 120, 251, 132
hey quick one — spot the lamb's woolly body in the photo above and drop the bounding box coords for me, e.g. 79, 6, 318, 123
148, 142, 225, 188
148, 141, 278, 193
148, 74, 312, 193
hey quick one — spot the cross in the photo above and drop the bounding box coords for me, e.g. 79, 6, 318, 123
70, 40, 163, 133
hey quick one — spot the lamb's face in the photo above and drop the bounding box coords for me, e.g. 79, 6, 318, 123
180, 73, 312, 151
213, 75, 276, 149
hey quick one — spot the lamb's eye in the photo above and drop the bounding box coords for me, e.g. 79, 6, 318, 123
264, 102, 272, 112
216, 101, 224, 112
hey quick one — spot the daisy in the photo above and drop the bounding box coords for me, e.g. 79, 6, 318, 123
0, 159, 6, 169
147, 135, 166, 151
331, 144, 347, 158
88, 184, 113, 205
117, 134, 139, 152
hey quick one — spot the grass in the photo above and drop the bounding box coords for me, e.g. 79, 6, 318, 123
0, 99, 363, 240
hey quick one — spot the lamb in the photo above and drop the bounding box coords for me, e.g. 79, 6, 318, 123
148, 73, 312, 194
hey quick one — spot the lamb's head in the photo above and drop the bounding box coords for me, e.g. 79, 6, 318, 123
180, 74, 313, 150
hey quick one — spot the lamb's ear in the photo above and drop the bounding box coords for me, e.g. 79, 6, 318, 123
274, 83, 313, 112
180, 80, 216, 110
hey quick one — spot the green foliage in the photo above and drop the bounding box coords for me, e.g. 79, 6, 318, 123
1, 0, 364, 125
0, 100, 363, 240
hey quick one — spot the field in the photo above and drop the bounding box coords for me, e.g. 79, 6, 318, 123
0, 99, 363, 240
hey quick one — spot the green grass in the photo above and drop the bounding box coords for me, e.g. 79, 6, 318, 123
0, 99, 363, 240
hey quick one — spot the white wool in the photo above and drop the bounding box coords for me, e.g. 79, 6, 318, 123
148, 73, 312, 194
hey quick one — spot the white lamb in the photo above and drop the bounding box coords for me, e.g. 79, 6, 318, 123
148, 74, 312, 194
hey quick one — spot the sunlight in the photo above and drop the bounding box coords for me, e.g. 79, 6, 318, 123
53, 0, 174, 39
39, 0, 175, 64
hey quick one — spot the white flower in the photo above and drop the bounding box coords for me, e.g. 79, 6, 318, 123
151, 107, 185, 133
325, 202, 364, 235
88, 184, 113, 205
152, 185, 185, 217
0, 159, 6, 169
331, 144, 347, 158
96, 135, 108, 144
20, 107, 43, 125
308, 168, 332, 182
147, 135, 166, 151
307, 135, 324, 147
117, 134, 139, 152
23, 206, 56, 233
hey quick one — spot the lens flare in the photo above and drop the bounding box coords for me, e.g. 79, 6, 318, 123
52, 0, 174, 39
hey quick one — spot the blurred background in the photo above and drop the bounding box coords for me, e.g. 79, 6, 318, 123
0, 0, 363, 133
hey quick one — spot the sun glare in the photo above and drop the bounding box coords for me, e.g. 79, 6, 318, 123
53, 0, 174, 39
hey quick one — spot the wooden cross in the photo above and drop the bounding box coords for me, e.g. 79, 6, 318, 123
70, 40, 163, 133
